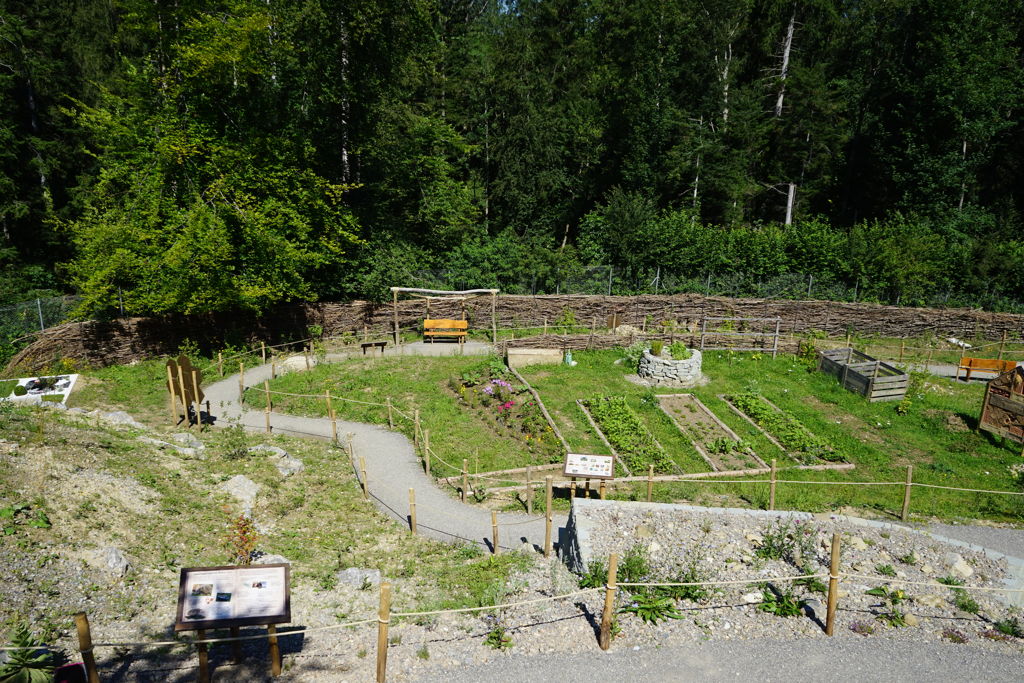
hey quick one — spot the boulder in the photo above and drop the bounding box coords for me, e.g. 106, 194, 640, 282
275, 456, 305, 477
336, 568, 382, 588
281, 355, 317, 373
104, 411, 146, 430
254, 553, 290, 566
220, 475, 261, 510
89, 546, 131, 576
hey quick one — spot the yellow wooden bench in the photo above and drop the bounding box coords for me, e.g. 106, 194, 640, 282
956, 357, 1016, 381
424, 319, 468, 343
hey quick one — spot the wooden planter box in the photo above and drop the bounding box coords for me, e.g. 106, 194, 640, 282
818, 348, 909, 402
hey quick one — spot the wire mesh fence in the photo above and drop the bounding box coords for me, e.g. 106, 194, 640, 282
0, 296, 81, 341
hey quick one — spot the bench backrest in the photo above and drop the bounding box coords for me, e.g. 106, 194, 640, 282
424, 319, 469, 330
960, 357, 1016, 372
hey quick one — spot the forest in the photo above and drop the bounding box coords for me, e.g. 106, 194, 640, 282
2, 0, 1023, 316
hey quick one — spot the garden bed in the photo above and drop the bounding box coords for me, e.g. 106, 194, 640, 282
657, 394, 767, 471
578, 396, 676, 474
723, 392, 843, 465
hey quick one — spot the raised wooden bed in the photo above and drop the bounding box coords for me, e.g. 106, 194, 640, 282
818, 348, 909, 402
656, 394, 767, 472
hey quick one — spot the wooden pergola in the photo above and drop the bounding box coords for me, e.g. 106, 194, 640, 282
389, 287, 500, 345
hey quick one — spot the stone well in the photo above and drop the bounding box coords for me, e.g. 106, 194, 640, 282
637, 347, 703, 387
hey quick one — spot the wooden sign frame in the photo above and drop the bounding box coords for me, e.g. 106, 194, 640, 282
563, 453, 615, 479
175, 564, 291, 632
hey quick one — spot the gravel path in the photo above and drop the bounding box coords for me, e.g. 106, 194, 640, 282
203, 343, 565, 553
411, 638, 1024, 682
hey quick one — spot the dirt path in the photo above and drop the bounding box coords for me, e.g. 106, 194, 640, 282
203, 343, 565, 552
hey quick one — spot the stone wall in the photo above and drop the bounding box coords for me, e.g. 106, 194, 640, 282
637, 349, 703, 386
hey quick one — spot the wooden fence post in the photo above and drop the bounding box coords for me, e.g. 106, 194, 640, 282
326, 390, 337, 444
387, 397, 394, 429
526, 466, 533, 514
599, 553, 618, 650
167, 365, 179, 425
424, 435, 431, 476
271, 360, 277, 380
261, 341, 267, 363
264, 381, 272, 434
599, 480, 606, 500
218, 352, 224, 377
359, 456, 369, 500
424, 429, 430, 455
825, 533, 841, 636
544, 476, 553, 558
491, 510, 500, 554
267, 624, 281, 677
570, 478, 577, 499
196, 629, 210, 683
408, 488, 417, 535
999, 330, 1007, 360
376, 582, 392, 683
901, 465, 913, 522
647, 464, 654, 502
543, 317, 548, 335
229, 626, 242, 664
239, 362, 245, 402
74, 612, 100, 683
584, 479, 591, 499
462, 459, 469, 503
899, 340, 905, 363
191, 370, 203, 431
176, 364, 188, 428
304, 346, 310, 370
769, 459, 777, 511
414, 410, 420, 448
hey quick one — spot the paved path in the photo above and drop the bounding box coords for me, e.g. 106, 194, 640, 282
203, 342, 564, 553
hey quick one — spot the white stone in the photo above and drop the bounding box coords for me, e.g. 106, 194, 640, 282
847, 536, 869, 551
914, 594, 946, 609
220, 475, 261, 509
741, 591, 762, 604
281, 355, 317, 373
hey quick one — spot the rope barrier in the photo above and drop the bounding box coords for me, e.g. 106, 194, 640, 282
618, 572, 828, 588
391, 588, 600, 618
841, 574, 1024, 593
910, 483, 1024, 496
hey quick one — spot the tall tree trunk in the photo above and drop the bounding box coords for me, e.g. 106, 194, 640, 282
785, 183, 795, 225
958, 138, 967, 210
774, 9, 795, 118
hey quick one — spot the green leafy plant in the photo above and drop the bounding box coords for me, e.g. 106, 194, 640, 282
994, 617, 1023, 638
582, 396, 673, 472
876, 564, 896, 577
12, 384, 27, 397
898, 552, 917, 566
952, 588, 979, 615
796, 575, 827, 595
937, 576, 964, 586
669, 342, 691, 361
220, 422, 250, 460
729, 393, 840, 462
866, 585, 908, 627
621, 341, 647, 370
756, 585, 803, 617
895, 398, 912, 416
416, 644, 429, 660
578, 559, 608, 589
482, 615, 512, 650
620, 593, 682, 624
650, 340, 664, 357
0, 624, 54, 683
941, 628, 969, 644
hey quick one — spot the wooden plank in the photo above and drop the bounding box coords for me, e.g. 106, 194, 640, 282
869, 387, 908, 398
872, 376, 910, 386
988, 392, 1024, 413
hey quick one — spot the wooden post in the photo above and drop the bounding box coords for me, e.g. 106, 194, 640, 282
491, 510, 500, 554
264, 381, 272, 434
167, 365, 179, 425
359, 456, 369, 499
304, 346, 310, 370
599, 480, 606, 500
845, 331, 851, 348
647, 464, 654, 502
176, 363, 189, 428
543, 317, 548, 336
526, 466, 533, 514
326, 391, 337, 444
409, 488, 417, 534
230, 626, 242, 664
544, 476, 553, 557
376, 581, 392, 683
570, 478, 577, 499
74, 612, 100, 683
584, 479, 591, 499
393, 289, 400, 346
825, 533, 841, 636
424, 429, 430, 455
218, 351, 224, 377
267, 624, 281, 677
999, 330, 1007, 360
901, 465, 913, 522
260, 341, 266, 363
424, 431, 431, 476
387, 397, 394, 428
191, 369, 203, 430
899, 340, 905, 363
271, 360, 276, 380
462, 459, 469, 502
239, 362, 245, 401
599, 553, 618, 650
772, 318, 781, 359
769, 459, 777, 511
491, 291, 497, 344
196, 628, 210, 683
414, 409, 421, 448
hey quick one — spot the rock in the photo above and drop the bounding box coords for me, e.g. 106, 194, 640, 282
249, 445, 288, 458
254, 553, 290, 566
904, 613, 920, 627
744, 533, 763, 544
914, 594, 946, 609
741, 591, 762, 604
104, 411, 146, 430
635, 524, 653, 539
336, 568, 382, 587
648, 541, 662, 555
220, 475, 261, 510
276, 456, 305, 477
138, 436, 203, 459
281, 355, 317, 373
170, 433, 205, 450
847, 536, 869, 551
89, 547, 131, 576
802, 599, 824, 619
920, 564, 935, 575
945, 553, 974, 578
613, 325, 641, 337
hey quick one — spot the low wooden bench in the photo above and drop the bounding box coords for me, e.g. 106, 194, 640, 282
956, 357, 1016, 381
424, 319, 468, 343
360, 340, 387, 355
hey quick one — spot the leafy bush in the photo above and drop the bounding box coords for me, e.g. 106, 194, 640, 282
952, 588, 979, 614
669, 342, 691, 360
620, 341, 647, 370
620, 593, 682, 625
578, 559, 608, 589
757, 586, 803, 617
650, 340, 664, 357
995, 617, 1023, 638
582, 396, 673, 472
0, 624, 54, 682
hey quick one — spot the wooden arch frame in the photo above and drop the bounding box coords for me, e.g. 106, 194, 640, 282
389, 287, 500, 345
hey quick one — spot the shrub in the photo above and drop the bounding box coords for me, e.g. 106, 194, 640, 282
225, 514, 259, 565
621, 341, 647, 370
12, 384, 27, 396
650, 341, 664, 357
995, 617, 1023, 638
669, 342, 692, 361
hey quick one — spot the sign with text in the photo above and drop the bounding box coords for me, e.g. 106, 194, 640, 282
563, 453, 615, 479
175, 564, 290, 631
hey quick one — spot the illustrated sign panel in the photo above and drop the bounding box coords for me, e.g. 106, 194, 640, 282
175, 564, 290, 631
563, 453, 615, 479
2, 374, 78, 405
166, 355, 204, 406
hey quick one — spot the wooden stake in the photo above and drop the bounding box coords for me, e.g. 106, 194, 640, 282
326, 391, 337, 444
899, 340, 905, 363
393, 289, 400, 346
491, 510, 500, 554
526, 466, 533, 514
491, 292, 497, 344
647, 464, 654, 502
167, 365, 179, 425
230, 626, 242, 664
387, 397, 394, 428
176, 363, 189, 428
409, 488, 417, 535
196, 628, 210, 683
570, 478, 577, 499
599, 553, 618, 650
544, 476, 553, 557
584, 479, 591, 499
462, 459, 469, 502
191, 369, 202, 431
360, 456, 369, 499
304, 346, 310, 370
424, 429, 430, 454
218, 351, 224, 377
424, 433, 431, 476
376, 582, 392, 683
414, 409, 420, 448
239, 362, 245, 401
268, 624, 281, 676
901, 465, 913, 522
74, 612, 100, 683
999, 330, 1007, 360
264, 380, 272, 434
599, 480, 606, 500
769, 459, 777, 511
363, 325, 369, 343
825, 533, 841, 636
271, 360, 277, 380
261, 341, 266, 363
543, 317, 548, 335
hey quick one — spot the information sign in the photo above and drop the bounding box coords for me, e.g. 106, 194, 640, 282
175, 564, 290, 631
562, 453, 615, 479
